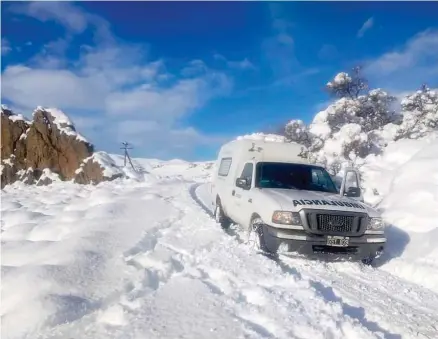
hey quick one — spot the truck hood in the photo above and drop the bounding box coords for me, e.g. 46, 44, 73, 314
262, 188, 378, 216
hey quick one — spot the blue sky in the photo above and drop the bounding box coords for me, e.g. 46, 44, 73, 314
2, 1, 438, 161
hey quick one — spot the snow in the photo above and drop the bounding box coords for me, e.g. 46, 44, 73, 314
7, 113, 28, 122
2, 155, 15, 166
109, 153, 214, 183
361, 132, 438, 293
18, 129, 29, 140
2, 144, 438, 339
33, 107, 88, 143
36, 168, 61, 185
309, 119, 332, 139
327, 72, 352, 87
90, 151, 124, 179
236, 132, 286, 143
1, 105, 29, 122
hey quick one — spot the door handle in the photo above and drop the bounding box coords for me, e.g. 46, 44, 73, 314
232, 190, 235, 196
248, 198, 252, 203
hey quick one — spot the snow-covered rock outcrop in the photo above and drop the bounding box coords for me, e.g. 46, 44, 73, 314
0, 106, 123, 188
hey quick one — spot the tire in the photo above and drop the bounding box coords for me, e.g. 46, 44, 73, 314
361, 256, 375, 265
248, 217, 276, 256
214, 200, 231, 229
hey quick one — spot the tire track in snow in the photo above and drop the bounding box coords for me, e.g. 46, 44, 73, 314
173, 184, 376, 338
184, 183, 385, 338
190, 182, 438, 339
108, 192, 190, 315
279, 256, 438, 339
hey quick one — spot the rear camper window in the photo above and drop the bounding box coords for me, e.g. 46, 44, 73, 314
218, 157, 232, 176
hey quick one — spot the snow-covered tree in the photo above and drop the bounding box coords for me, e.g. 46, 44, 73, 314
311, 98, 362, 134
356, 89, 400, 132
308, 68, 401, 165
395, 85, 438, 140
284, 119, 312, 146
292, 68, 403, 173
274, 68, 435, 180
326, 66, 368, 99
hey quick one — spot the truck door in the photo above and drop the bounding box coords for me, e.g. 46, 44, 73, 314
340, 167, 364, 202
232, 162, 255, 226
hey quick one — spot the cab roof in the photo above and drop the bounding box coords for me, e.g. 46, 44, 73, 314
219, 138, 311, 165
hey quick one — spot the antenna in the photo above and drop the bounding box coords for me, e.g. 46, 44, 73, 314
248, 142, 263, 152
120, 141, 136, 171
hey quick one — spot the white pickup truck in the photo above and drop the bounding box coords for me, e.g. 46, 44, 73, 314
210, 138, 386, 264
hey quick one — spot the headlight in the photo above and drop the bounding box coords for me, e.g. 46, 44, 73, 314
367, 217, 385, 230
272, 211, 302, 225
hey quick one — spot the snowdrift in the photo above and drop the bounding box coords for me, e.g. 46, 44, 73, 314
362, 132, 438, 292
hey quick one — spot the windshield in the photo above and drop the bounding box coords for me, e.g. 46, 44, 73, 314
255, 162, 338, 194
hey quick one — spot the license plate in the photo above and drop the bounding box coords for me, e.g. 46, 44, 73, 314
326, 236, 349, 247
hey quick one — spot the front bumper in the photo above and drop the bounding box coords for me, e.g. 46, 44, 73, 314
262, 224, 386, 261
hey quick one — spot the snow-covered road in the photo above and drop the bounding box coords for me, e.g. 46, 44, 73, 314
2, 176, 438, 339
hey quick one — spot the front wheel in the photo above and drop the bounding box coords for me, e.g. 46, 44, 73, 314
361, 256, 375, 265
214, 201, 231, 229
248, 217, 275, 256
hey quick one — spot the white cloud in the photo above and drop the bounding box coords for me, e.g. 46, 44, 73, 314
104, 119, 229, 160
1, 38, 12, 55
357, 17, 374, 38
181, 59, 208, 77
105, 73, 231, 122
228, 58, 255, 70
363, 29, 438, 92
262, 4, 298, 78
213, 54, 255, 71
365, 29, 438, 75
10, 1, 89, 34
2, 1, 232, 159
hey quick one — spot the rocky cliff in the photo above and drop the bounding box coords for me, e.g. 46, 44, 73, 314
1, 106, 123, 188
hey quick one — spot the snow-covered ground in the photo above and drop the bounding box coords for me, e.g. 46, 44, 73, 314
2, 138, 438, 339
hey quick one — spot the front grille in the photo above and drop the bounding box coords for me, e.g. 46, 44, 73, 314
316, 214, 354, 233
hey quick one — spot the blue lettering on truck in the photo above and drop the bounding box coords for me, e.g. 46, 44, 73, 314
292, 199, 365, 209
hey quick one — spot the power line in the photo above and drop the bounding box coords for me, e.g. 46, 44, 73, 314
120, 141, 136, 171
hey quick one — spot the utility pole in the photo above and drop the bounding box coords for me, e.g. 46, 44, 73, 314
120, 141, 136, 171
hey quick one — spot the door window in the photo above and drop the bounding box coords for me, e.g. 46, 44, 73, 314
240, 163, 254, 186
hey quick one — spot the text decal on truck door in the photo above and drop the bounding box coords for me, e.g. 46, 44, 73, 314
292, 199, 366, 209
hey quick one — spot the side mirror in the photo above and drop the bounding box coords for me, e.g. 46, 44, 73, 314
339, 168, 363, 201
344, 186, 361, 197
236, 178, 250, 190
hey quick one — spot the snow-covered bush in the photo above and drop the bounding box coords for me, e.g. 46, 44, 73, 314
261, 68, 436, 180
395, 85, 438, 140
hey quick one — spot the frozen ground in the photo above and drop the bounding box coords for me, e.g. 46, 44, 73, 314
2, 139, 438, 339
